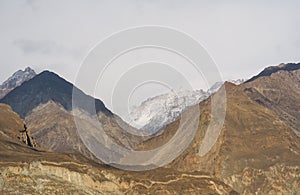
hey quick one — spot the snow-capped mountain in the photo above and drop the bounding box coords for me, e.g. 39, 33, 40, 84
0, 67, 36, 99
128, 79, 245, 134
229, 79, 245, 85
128, 89, 210, 134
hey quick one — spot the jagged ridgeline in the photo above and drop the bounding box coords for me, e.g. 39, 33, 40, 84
0, 67, 36, 99
246, 62, 300, 83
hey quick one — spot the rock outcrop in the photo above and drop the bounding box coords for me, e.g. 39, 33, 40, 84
0, 160, 237, 194
18, 124, 37, 148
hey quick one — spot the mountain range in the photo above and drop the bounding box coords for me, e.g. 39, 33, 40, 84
0, 70, 237, 194
0, 62, 299, 194
0, 70, 147, 164
128, 89, 209, 134
137, 64, 300, 193
128, 79, 244, 134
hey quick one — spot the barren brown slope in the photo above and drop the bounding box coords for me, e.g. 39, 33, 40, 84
25, 101, 149, 164
0, 103, 123, 194
0, 103, 237, 194
138, 82, 300, 194
0, 103, 37, 148
25, 101, 100, 161
242, 63, 300, 135
0, 103, 24, 140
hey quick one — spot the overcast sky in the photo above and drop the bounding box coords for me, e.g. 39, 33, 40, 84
1, 0, 300, 113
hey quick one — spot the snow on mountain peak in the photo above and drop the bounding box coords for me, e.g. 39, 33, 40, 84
127, 79, 244, 134
0, 67, 36, 98
128, 89, 209, 134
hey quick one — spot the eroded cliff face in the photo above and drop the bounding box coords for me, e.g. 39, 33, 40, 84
0, 161, 121, 194
0, 161, 238, 194
223, 164, 300, 194
18, 124, 37, 148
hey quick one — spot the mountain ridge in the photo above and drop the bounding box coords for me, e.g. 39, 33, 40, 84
246, 62, 300, 83
128, 79, 244, 134
0, 70, 149, 163
0, 70, 112, 118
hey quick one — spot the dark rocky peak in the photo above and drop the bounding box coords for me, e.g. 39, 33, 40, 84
246, 62, 300, 83
0, 70, 112, 118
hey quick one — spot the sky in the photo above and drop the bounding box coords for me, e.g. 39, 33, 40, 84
1, 0, 300, 114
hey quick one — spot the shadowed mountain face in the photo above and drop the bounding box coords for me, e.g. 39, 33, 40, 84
246, 62, 300, 83
0, 103, 237, 194
243, 63, 300, 135
0, 70, 111, 118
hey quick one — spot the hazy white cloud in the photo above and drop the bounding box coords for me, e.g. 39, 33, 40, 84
0, 0, 300, 110
13, 39, 79, 56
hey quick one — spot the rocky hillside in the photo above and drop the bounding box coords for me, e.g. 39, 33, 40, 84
0, 67, 36, 99
0, 71, 146, 163
0, 160, 237, 194
0, 102, 237, 194
138, 80, 300, 194
0, 103, 24, 141
0, 103, 36, 148
243, 63, 300, 135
